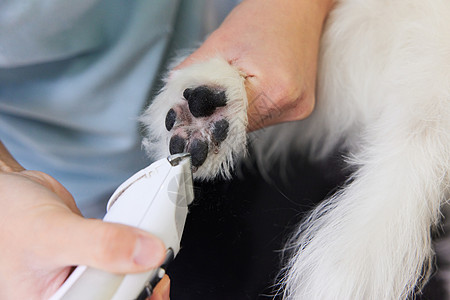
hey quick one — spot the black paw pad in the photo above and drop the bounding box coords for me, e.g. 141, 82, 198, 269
169, 135, 186, 155
211, 119, 229, 143
165, 109, 177, 131
189, 139, 209, 168
183, 86, 227, 118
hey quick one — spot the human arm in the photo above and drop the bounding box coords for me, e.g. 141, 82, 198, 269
177, 0, 334, 131
0, 141, 169, 299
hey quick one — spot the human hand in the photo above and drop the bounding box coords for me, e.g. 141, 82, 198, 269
177, 0, 334, 131
149, 275, 171, 300
0, 156, 169, 299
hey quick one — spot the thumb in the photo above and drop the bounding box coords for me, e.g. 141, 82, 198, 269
47, 212, 166, 273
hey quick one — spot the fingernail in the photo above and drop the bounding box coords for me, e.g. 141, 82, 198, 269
133, 234, 165, 267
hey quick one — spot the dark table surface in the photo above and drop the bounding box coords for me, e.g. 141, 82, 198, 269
167, 151, 446, 300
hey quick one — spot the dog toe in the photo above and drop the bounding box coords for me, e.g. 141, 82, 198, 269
188, 139, 209, 168
183, 86, 227, 118
169, 135, 186, 155
211, 119, 229, 143
165, 108, 177, 131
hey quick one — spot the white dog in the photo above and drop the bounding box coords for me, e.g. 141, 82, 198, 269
141, 0, 450, 299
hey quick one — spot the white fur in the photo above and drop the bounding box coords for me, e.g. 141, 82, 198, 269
268, 0, 450, 298
142, 0, 450, 299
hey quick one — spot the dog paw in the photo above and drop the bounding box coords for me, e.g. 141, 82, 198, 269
165, 86, 230, 169
141, 57, 248, 180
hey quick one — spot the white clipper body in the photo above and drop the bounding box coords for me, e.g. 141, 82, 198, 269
50, 153, 194, 300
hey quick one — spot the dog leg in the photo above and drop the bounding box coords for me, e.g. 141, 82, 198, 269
281, 99, 450, 299
141, 57, 248, 179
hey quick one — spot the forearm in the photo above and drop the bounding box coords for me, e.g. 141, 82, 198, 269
178, 0, 336, 130
180, 0, 334, 66
225, 0, 335, 129
0, 141, 24, 172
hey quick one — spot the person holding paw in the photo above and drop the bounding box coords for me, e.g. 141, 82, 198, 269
0, 0, 333, 298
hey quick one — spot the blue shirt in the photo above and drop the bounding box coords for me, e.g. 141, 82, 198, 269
0, 0, 239, 216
